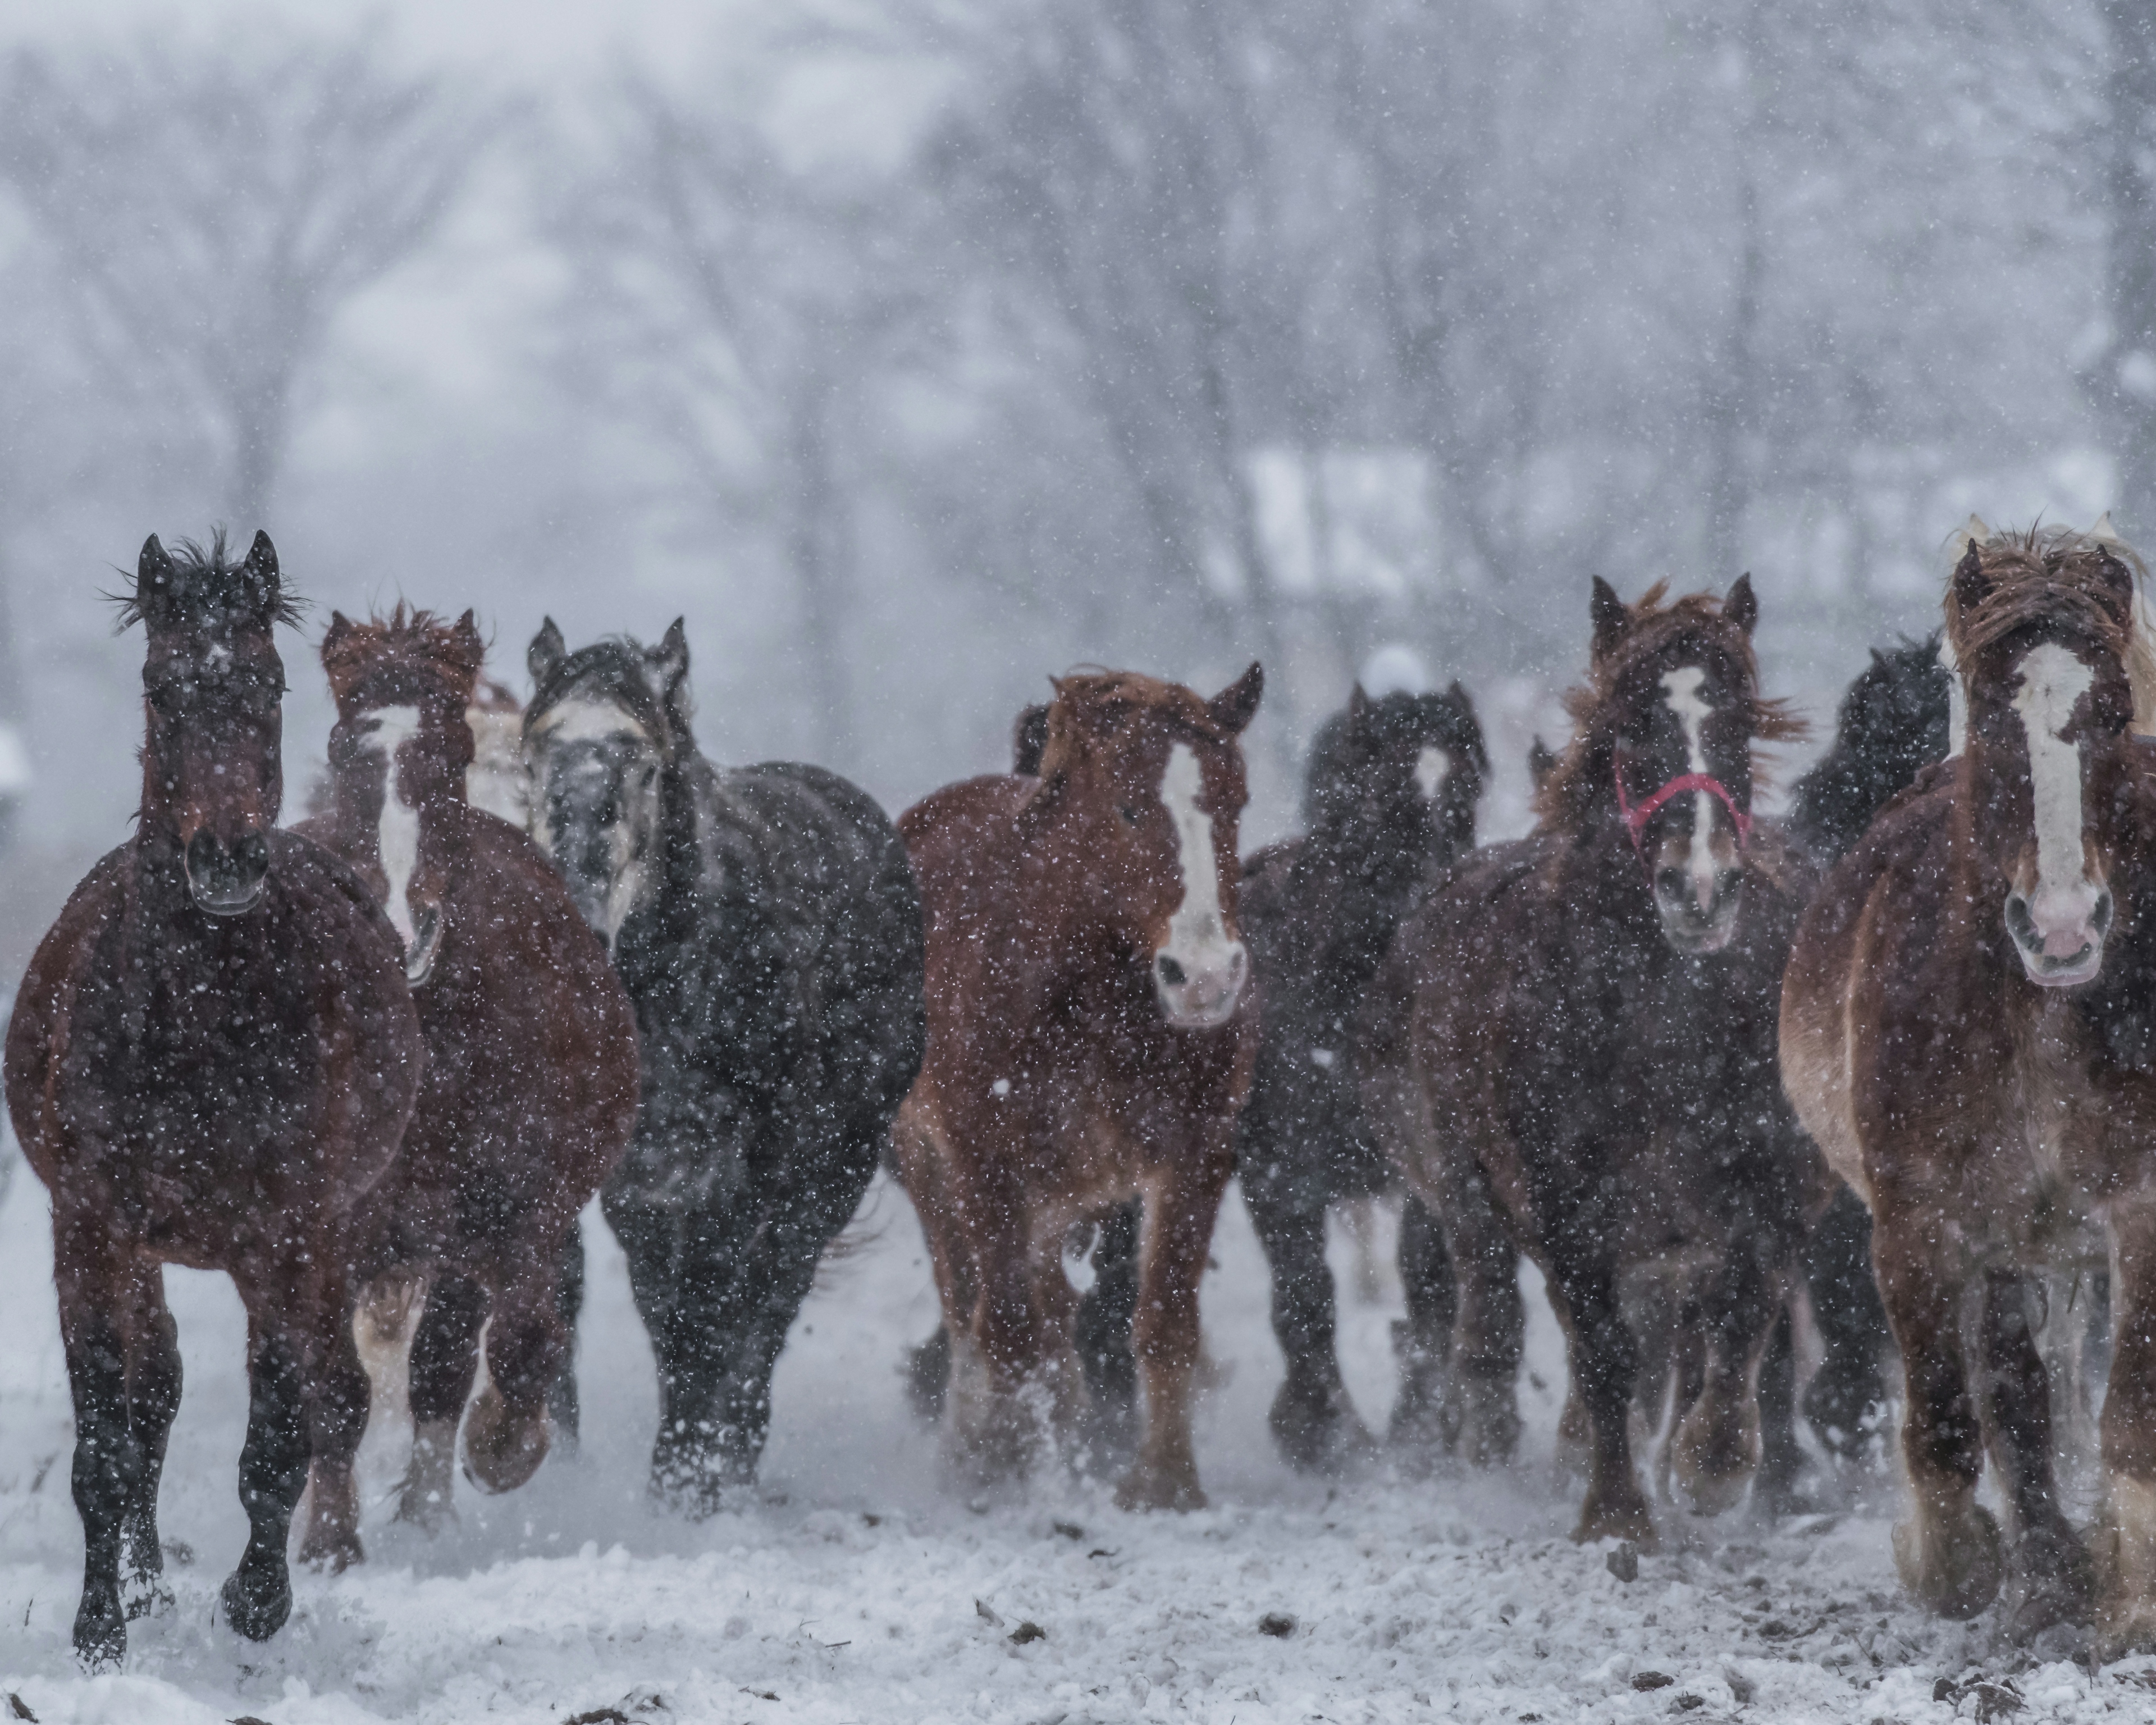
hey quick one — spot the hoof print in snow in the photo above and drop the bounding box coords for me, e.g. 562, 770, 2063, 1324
1606, 1541, 1640, 1582
1630, 1671, 1674, 1691
1051, 1519, 1084, 1540
563, 1710, 629, 1725
1670, 1697, 1705, 1714
1010, 1621, 1047, 1645
1965, 1682, 2025, 1722
1258, 1612, 1296, 1638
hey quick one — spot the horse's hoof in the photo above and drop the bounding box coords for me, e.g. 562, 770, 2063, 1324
2006, 1534, 2094, 1641
297, 1527, 364, 1574
220, 1565, 293, 1642
1114, 1464, 1207, 1513
905, 1329, 952, 1425
73, 1585, 125, 1669
1670, 1398, 1760, 1518
121, 1567, 175, 1621
1574, 1486, 1658, 1550
1893, 1503, 2003, 1619
1268, 1382, 1372, 1476
464, 1386, 550, 1495
1449, 1376, 1523, 1470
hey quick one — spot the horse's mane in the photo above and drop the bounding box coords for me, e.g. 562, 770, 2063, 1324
321, 604, 483, 705
1535, 581, 1803, 837
109, 527, 303, 632
1944, 525, 2145, 676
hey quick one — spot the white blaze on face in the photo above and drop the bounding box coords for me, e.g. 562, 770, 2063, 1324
359, 705, 424, 951
1413, 745, 1451, 803
1660, 665, 1720, 907
2012, 643, 2100, 946
1155, 741, 1248, 1025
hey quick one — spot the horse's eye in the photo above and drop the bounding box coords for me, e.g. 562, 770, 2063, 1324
1119, 804, 1143, 827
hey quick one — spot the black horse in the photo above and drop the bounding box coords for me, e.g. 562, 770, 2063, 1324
524, 619, 925, 1510
1235, 683, 1489, 1470
1773, 633, 1951, 1463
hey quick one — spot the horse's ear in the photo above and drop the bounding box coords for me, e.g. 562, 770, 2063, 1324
1448, 680, 1490, 773
1527, 734, 1559, 791
1207, 661, 1264, 734
1590, 576, 1628, 659
2093, 544, 2137, 621
1724, 573, 1758, 637
321, 610, 354, 662
528, 617, 567, 687
447, 608, 486, 678
242, 530, 281, 618
1347, 682, 1371, 725
653, 617, 690, 696
2093, 510, 2120, 543
1952, 541, 1988, 617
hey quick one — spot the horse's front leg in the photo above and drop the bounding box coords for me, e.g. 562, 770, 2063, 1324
1419, 1155, 1524, 1468
1117, 1129, 1233, 1513
52, 1210, 146, 1667
118, 1270, 182, 1622
468, 1243, 574, 1497
1979, 1268, 2090, 1636
1874, 1204, 2000, 1619
2095, 1197, 2156, 1655
221, 1302, 313, 1640
1669, 1248, 1783, 1518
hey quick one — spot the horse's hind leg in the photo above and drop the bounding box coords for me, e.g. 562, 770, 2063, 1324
1389, 1190, 1454, 1455
546, 1220, 586, 1454
396, 1271, 488, 1530
1074, 1201, 1141, 1453
1669, 1251, 1780, 1518
1242, 1167, 1367, 1474
2094, 1199, 2156, 1655
1118, 1151, 1233, 1513
1875, 1224, 2000, 1619
52, 1217, 148, 1667
467, 1252, 570, 1496
1802, 1188, 1888, 1461
119, 1271, 181, 1621
1978, 1270, 2090, 1636
1429, 1161, 1524, 1469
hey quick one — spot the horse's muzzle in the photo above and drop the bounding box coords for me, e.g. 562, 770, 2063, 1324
1653, 863, 1743, 956
1154, 942, 1248, 1029
185, 829, 270, 916
2006, 885, 2111, 988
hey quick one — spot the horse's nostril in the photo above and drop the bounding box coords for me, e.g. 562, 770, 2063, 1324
1655, 868, 1684, 900
1157, 954, 1187, 987
2005, 894, 2037, 947
2093, 891, 2116, 941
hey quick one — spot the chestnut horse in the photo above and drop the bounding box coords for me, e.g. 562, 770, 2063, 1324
294, 608, 638, 1539
3, 533, 423, 1664
1783, 526, 2156, 1649
1365, 577, 1817, 1545
896, 665, 1263, 1509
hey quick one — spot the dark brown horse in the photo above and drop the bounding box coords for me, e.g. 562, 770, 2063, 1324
3, 533, 423, 1664
294, 607, 639, 1540
1365, 577, 1817, 1545
895, 665, 1263, 1509
1235, 682, 1489, 1470
1783, 526, 2156, 1649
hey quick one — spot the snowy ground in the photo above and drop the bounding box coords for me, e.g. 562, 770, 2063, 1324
1, 1158, 2153, 1725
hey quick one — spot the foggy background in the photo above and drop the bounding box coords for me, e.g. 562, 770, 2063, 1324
1, 0, 2150, 969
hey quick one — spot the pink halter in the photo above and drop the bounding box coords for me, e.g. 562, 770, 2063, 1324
1613, 764, 1751, 862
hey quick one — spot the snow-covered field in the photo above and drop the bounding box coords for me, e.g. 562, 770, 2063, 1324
1, 1157, 2152, 1725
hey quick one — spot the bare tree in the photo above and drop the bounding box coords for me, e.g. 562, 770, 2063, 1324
557, 72, 930, 762
0, 30, 494, 529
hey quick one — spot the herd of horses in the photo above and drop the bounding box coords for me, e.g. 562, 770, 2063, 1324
8, 516, 2156, 1667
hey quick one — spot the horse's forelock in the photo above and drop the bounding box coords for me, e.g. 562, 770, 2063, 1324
527, 641, 669, 747
1947, 528, 2141, 687
323, 606, 482, 710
